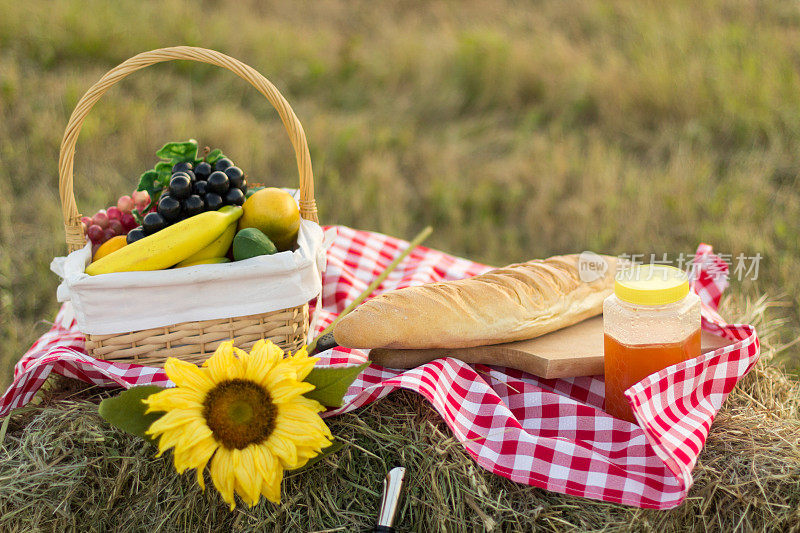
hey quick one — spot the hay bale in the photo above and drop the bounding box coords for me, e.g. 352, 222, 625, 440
1, 296, 798, 531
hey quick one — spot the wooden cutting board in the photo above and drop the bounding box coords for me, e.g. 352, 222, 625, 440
368, 316, 733, 379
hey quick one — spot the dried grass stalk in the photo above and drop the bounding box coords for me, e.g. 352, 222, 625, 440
1, 295, 798, 531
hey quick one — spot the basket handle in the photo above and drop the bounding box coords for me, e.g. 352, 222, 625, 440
58, 46, 317, 252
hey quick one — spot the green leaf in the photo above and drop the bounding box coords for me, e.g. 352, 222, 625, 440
98, 385, 165, 440
154, 161, 172, 187
205, 148, 224, 164
303, 363, 368, 408
291, 438, 345, 471
136, 169, 159, 193
245, 186, 265, 199
156, 140, 198, 163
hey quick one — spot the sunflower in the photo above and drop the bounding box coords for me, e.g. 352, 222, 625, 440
143, 340, 332, 509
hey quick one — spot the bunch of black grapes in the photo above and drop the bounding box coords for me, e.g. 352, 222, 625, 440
127, 158, 248, 244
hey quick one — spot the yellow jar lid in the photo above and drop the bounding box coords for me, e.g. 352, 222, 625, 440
614, 264, 689, 306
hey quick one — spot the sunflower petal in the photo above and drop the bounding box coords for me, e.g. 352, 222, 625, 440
174, 419, 214, 450
297, 444, 328, 459
291, 446, 323, 471
153, 429, 183, 457
149, 338, 336, 509
172, 436, 218, 486
201, 341, 235, 381
272, 416, 311, 436
286, 348, 318, 381
277, 402, 324, 423
276, 403, 332, 438
269, 380, 315, 404
247, 340, 284, 373
152, 419, 213, 459
243, 343, 280, 385
262, 467, 282, 504
267, 433, 299, 469
195, 446, 216, 491
289, 394, 328, 414
164, 358, 214, 394
262, 362, 300, 390
276, 420, 332, 445
146, 408, 203, 434
236, 447, 261, 507
252, 445, 278, 489
272, 425, 331, 450
144, 387, 204, 412
210, 447, 238, 510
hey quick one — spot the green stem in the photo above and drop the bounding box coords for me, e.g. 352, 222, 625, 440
306, 226, 433, 353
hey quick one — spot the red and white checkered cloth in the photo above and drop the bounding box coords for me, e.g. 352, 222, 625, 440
0, 228, 759, 510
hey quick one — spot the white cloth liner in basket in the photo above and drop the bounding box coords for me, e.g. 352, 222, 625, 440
52, 216, 329, 337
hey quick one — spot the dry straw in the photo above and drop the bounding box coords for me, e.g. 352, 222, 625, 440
1, 295, 797, 531
57, 47, 318, 365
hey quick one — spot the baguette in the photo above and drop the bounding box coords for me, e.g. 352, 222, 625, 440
333, 254, 617, 350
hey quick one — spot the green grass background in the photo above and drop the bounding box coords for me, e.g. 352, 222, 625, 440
1, 0, 799, 387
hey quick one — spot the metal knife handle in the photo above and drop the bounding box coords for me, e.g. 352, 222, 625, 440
375, 466, 406, 532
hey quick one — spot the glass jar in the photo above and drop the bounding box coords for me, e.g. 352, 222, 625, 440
603, 264, 701, 423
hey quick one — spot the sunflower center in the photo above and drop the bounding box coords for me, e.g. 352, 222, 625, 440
202, 379, 277, 450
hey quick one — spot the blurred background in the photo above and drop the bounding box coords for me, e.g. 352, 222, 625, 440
1, 0, 799, 387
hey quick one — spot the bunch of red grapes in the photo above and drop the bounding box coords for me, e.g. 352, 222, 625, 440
82, 191, 150, 252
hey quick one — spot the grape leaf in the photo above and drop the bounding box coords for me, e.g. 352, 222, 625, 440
137, 165, 168, 198
303, 363, 368, 408
98, 385, 165, 440
154, 161, 173, 188
245, 186, 265, 199
136, 170, 159, 193
205, 149, 224, 164
156, 140, 198, 163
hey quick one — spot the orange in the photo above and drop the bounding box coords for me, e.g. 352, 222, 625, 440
238, 188, 300, 251
92, 235, 127, 262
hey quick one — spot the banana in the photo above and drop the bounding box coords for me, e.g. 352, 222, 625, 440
86, 205, 242, 275
175, 257, 231, 268
174, 222, 236, 267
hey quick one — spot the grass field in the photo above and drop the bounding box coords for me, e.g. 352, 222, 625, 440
2, 0, 800, 383
1, 0, 800, 529
2, 1, 800, 380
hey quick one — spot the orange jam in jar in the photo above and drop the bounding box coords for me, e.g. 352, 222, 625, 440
603, 265, 701, 423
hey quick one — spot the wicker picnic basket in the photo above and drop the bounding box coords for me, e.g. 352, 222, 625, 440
57, 46, 318, 367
